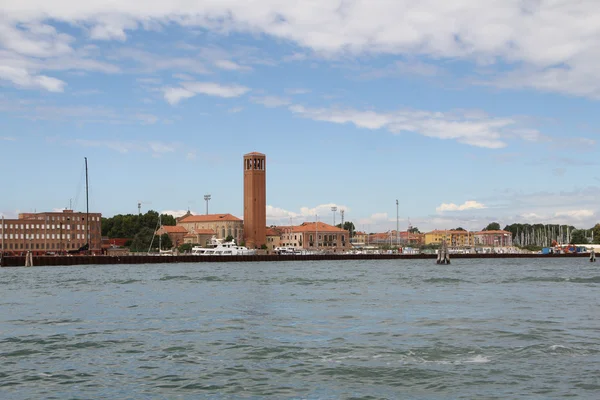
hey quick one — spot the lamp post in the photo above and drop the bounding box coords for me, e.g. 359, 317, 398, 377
204, 194, 211, 215
340, 209, 345, 250
396, 199, 399, 246
331, 206, 337, 227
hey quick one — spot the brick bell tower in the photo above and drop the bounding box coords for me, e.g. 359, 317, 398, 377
243, 152, 266, 249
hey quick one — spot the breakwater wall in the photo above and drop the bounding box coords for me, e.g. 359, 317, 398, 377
0, 252, 590, 267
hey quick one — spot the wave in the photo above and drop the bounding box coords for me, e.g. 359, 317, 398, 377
503, 276, 600, 284
283, 277, 353, 285
159, 275, 193, 281
110, 279, 141, 284
423, 277, 471, 284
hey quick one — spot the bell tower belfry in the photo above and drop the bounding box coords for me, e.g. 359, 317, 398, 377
243, 152, 266, 249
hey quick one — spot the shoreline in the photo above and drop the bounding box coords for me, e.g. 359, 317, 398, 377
0, 252, 592, 267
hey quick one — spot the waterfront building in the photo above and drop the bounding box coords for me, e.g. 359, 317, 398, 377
294, 221, 350, 252
156, 225, 188, 248
266, 227, 282, 252
177, 213, 243, 244
474, 230, 513, 247
352, 231, 368, 246
243, 152, 266, 249
182, 229, 216, 246
1, 209, 102, 255
424, 230, 474, 247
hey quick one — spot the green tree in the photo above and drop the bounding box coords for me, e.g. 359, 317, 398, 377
453, 227, 466, 231
593, 224, 600, 244
336, 221, 356, 237
483, 222, 501, 231
101, 210, 177, 239
129, 227, 156, 252
159, 233, 173, 250
178, 243, 193, 253
569, 229, 588, 244
408, 226, 421, 234
225, 235, 234, 242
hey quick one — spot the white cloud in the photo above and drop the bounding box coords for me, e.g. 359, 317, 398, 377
5, 1, 600, 97
285, 88, 311, 95
88, 16, 138, 41
161, 209, 195, 218
250, 95, 291, 108
163, 87, 195, 105
72, 139, 178, 156
288, 104, 536, 148
115, 48, 209, 74
214, 59, 251, 71
1, 136, 16, 141
0, 65, 66, 92
163, 81, 250, 104
436, 200, 487, 213
267, 203, 350, 226
554, 210, 595, 220
358, 59, 444, 79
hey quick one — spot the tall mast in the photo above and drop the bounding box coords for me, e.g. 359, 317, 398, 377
85, 157, 89, 251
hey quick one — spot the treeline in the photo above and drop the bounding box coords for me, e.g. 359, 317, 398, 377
502, 223, 599, 246
101, 210, 176, 238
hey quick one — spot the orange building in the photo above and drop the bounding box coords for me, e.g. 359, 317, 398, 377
294, 221, 350, 253
243, 152, 266, 248
177, 214, 243, 243
156, 225, 188, 248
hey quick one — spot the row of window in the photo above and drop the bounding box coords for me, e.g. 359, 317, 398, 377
2, 242, 85, 250
1, 224, 98, 231
2, 233, 91, 240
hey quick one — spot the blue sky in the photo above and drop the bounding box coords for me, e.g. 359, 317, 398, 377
1, 1, 599, 232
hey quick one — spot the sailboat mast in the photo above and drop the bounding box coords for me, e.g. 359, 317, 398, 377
85, 157, 89, 251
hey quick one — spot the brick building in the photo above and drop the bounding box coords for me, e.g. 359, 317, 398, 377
274, 221, 350, 253
177, 213, 243, 244
156, 225, 188, 248
1, 209, 102, 255
243, 152, 266, 249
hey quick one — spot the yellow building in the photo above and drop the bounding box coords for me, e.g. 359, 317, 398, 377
424, 230, 450, 245
424, 230, 474, 247
265, 227, 282, 252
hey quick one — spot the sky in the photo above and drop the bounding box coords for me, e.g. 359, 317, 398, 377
1, 0, 599, 233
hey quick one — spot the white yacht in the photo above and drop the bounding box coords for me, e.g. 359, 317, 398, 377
192, 236, 256, 256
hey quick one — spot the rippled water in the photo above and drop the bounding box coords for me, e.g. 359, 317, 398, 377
1, 258, 599, 399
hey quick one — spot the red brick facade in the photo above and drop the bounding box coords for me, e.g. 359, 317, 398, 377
1, 210, 102, 255
243, 152, 266, 248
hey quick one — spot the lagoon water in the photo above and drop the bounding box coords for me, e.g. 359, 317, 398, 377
1, 259, 599, 399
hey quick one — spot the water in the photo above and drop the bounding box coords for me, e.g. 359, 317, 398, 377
1, 259, 599, 399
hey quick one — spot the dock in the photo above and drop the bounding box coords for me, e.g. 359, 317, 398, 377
0, 252, 591, 267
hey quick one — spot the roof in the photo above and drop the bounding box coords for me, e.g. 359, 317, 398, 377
426, 230, 472, 235
192, 229, 215, 235
474, 230, 511, 235
159, 225, 188, 233
266, 228, 280, 236
292, 221, 345, 233
179, 213, 242, 223
244, 151, 265, 157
